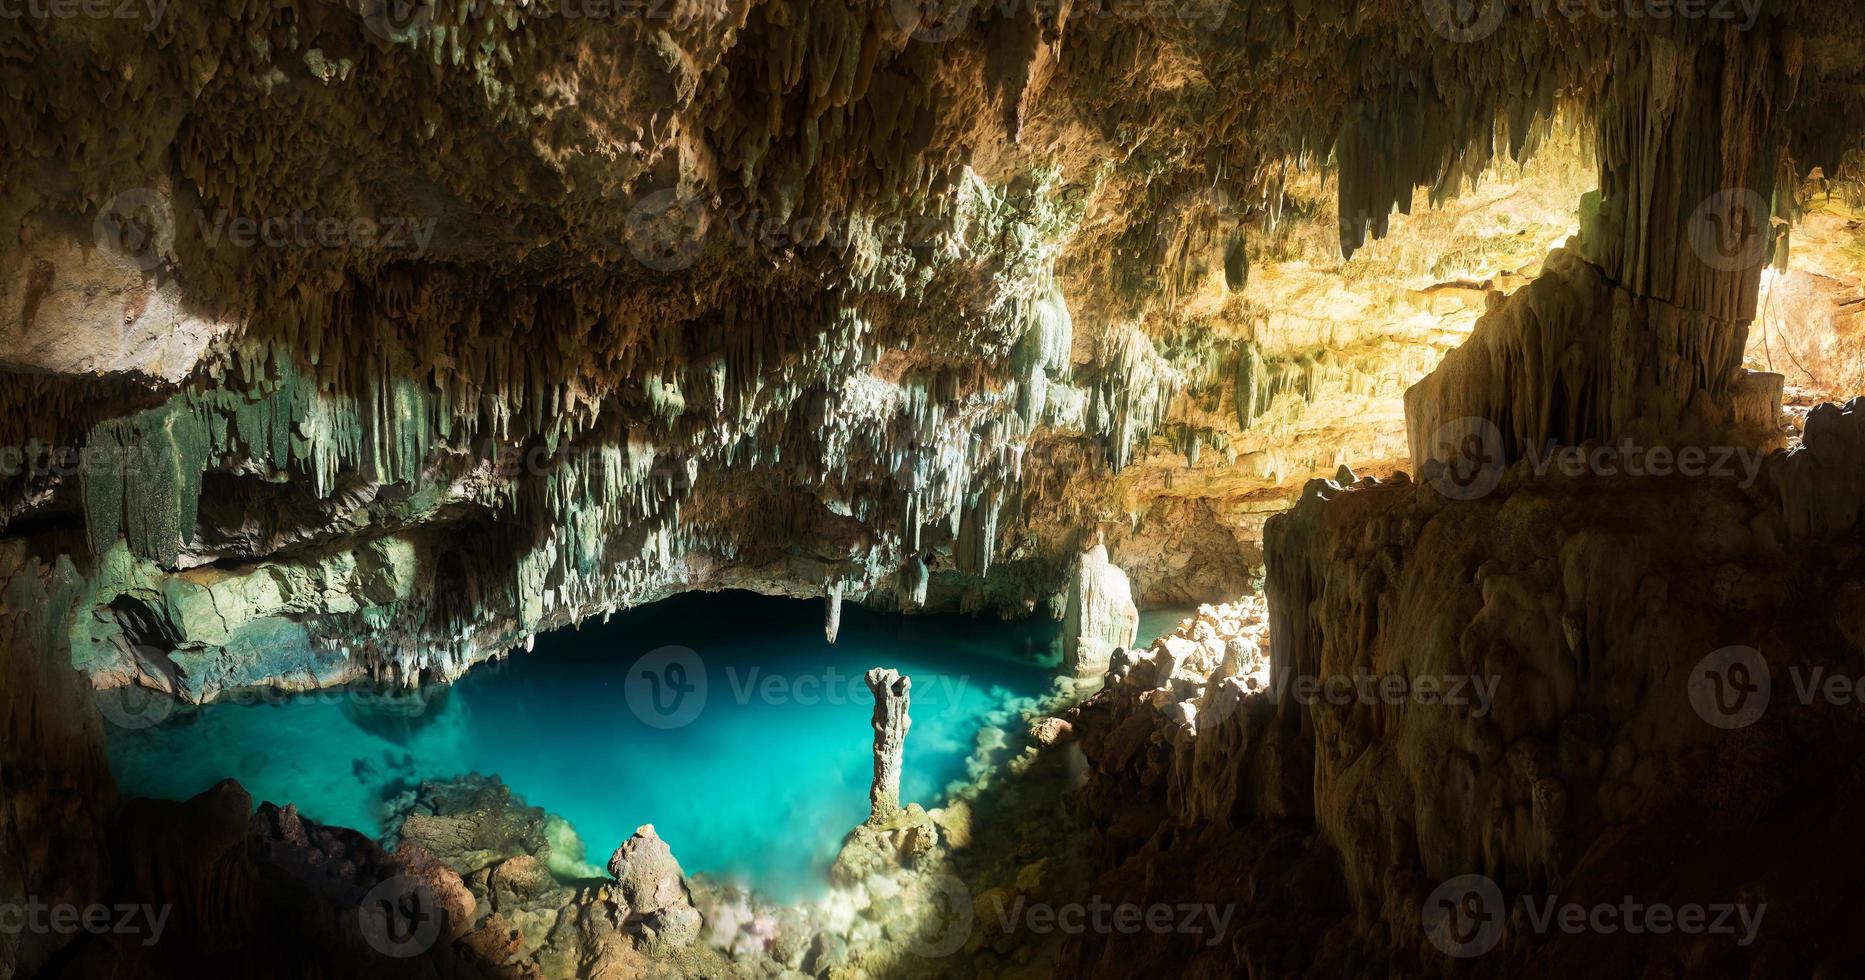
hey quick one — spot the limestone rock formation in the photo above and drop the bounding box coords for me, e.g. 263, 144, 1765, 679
1060, 542, 1140, 675
7, 2, 1865, 979
0, 0, 1733, 712
822, 583, 843, 644
606, 825, 691, 919
864, 667, 912, 826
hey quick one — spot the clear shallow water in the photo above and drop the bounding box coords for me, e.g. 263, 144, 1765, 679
107, 592, 1190, 901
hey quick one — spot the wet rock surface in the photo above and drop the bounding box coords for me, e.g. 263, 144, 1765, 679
5, 4, 1865, 980
1061, 457, 1865, 977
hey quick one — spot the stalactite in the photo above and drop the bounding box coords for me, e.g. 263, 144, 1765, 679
824, 582, 843, 643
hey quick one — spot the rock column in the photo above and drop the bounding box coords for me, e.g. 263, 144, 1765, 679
1063, 542, 1140, 675
864, 668, 911, 825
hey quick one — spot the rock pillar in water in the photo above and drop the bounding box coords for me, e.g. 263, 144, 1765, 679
864, 667, 911, 825
1062, 542, 1140, 675
824, 583, 843, 644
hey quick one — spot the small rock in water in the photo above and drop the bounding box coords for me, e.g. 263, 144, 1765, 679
1029, 716, 1074, 746
606, 824, 689, 915
929, 801, 973, 850
805, 932, 849, 974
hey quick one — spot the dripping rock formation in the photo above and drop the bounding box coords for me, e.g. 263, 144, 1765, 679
5, 2, 1865, 980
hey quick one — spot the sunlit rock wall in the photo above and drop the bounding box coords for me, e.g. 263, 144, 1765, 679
0, 0, 1625, 704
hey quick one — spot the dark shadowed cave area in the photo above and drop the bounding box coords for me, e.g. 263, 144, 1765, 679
6, 2, 1865, 978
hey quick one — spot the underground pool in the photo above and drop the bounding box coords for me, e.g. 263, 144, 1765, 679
104, 591, 1188, 901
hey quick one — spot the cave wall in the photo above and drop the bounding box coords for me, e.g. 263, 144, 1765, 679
0, 0, 1652, 702
5, 5, 1865, 977
1058, 20, 1865, 980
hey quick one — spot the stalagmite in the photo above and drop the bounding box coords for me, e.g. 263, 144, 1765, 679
863, 667, 911, 826
1062, 542, 1139, 676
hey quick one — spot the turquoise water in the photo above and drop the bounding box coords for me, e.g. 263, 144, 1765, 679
105, 592, 1189, 900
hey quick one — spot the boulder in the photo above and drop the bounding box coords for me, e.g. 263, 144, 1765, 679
606, 824, 689, 916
